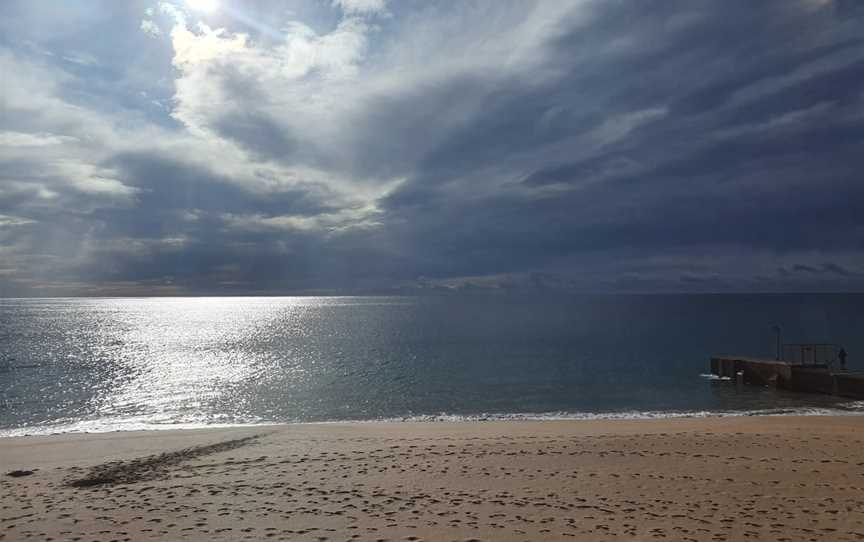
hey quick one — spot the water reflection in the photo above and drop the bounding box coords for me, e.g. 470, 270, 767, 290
88, 298, 321, 425
1, 295, 863, 434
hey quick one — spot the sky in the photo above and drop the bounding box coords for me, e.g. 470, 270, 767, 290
1, 0, 863, 296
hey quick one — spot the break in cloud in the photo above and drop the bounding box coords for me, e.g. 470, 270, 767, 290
1, 0, 863, 296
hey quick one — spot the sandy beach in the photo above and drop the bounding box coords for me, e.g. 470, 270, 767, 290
3, 416, 864, 541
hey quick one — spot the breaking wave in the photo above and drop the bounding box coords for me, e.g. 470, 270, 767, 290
4, 403, 864, 438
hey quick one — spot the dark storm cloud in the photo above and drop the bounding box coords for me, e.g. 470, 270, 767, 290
57, 153, 373, 291
373, 0, 864, 289
107, 152, 335, 218
1, 0, 864, 295
211, 111, 300, 161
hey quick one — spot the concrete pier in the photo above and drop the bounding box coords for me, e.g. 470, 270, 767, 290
710, 355, 864, 399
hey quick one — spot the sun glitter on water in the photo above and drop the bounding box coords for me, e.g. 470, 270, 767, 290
186, 0, 220, 13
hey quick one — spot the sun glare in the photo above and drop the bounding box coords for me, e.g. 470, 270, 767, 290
186, 0, 220, 13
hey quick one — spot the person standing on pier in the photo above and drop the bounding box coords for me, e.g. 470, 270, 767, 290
838, 347, 847, 371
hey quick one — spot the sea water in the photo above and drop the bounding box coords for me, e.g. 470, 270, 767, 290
1, 294, 863, 436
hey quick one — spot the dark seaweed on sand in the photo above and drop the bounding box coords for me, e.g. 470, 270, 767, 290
67, 435, 261, 487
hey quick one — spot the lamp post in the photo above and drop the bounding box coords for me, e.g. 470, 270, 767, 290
771, 325, 782, 361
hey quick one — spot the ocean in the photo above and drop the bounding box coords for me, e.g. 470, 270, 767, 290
1, 294, 863, 436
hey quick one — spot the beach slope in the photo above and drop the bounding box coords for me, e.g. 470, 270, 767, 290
3, 416, 864, 541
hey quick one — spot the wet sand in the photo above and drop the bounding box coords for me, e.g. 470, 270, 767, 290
3, 416, 864, 541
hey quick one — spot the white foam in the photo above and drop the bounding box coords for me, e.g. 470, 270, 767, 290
378, 406, 864, 423
699, 373, 731, 381
5, 405, 864, 438
0, 415, 270, 438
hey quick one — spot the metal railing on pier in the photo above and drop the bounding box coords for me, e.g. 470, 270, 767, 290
781, 343, 838, 366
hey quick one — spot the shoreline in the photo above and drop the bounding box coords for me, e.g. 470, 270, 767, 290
4, 401, 864, 439
3, 416, 864, 540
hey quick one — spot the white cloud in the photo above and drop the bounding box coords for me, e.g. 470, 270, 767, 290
170, 23, 249, 66
140, 19, 162, 37
0, 132, 78, 147
70, 172, 139, 198
0, 215, 36, 228
160, 0, 591, 192
223, 204, 382, 235
167, 18, 370, 137
165, 12, 376, 191
333, 0, 387, 16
